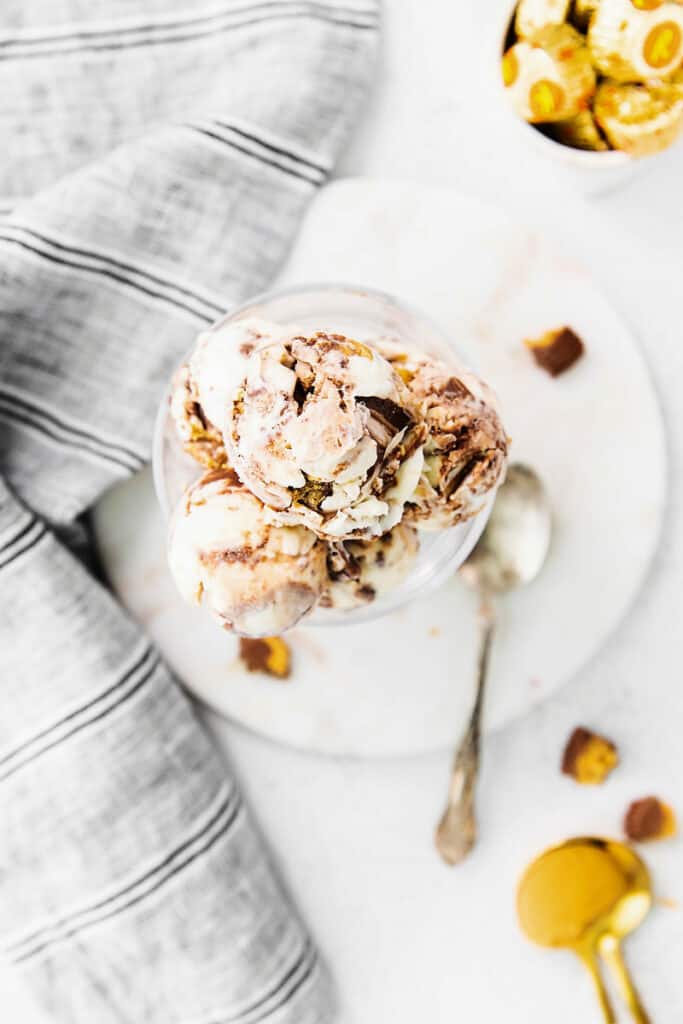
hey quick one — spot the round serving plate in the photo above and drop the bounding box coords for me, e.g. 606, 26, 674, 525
92, 178, 667, 757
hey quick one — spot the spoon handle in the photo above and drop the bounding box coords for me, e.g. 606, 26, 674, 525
434, 600, 495, 866
578, 948, 617, 1024
599, 936, 651, 1024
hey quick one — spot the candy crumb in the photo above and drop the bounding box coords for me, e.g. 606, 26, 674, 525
524, 326, 585, 377
239, 637, 292, 680
624, 796, 677, 842
561, 726, 619, 784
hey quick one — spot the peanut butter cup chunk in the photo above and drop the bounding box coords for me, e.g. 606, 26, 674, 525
561, 726, 619, 784
239, 637, 291, 679
525, 326, 585, 377
624, 796, 677, 842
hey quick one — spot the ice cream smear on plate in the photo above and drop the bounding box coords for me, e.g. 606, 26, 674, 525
168, 315, 508, 636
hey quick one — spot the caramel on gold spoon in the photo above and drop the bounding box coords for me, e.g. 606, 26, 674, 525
517, 837, 653, 1023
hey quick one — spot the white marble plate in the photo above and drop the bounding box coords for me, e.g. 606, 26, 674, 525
92, 179, 666, 757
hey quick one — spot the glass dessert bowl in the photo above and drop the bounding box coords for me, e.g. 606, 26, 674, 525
153, 283, 508, 633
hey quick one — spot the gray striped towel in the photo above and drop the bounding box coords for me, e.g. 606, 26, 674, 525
0, 2, 378, 1021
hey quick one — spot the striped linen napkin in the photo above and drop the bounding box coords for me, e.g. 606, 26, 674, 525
0, 2, 378, 1021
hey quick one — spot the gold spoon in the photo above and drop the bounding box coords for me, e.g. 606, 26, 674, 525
517, 837, 653, 1023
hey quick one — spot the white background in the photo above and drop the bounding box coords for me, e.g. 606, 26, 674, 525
4, 1, 683, 1021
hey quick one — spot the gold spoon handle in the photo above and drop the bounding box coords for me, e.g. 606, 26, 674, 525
599, 936, 651, 1024
434, 602, 495, 866
578, 948, 617, 1024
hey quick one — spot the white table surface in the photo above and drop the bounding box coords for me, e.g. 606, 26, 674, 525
5, 1, 683, 1021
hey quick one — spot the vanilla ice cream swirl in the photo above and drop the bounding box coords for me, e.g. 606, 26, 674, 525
227, 332, 426, 539
168, 468, 327, 636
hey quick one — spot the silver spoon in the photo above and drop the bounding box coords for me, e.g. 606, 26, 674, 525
435, 463, 552, 866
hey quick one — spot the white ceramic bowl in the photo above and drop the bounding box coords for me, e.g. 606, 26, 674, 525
153, 283, 496, 629
494, 0, 653, 194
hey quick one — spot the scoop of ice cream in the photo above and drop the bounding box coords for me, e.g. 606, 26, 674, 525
227, 331, 426, 539
170, 317, 284, 469
322, 522, 419, 610
168, 468, 327, 636
376, 341, 508, 530
170, 364, 228, 470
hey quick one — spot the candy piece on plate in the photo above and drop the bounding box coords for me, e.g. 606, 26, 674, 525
502, 25, 596, 124
561, 726, 619, 784
624, 796, 677, 841
594, 79, 683, 156
589, 0, 683, 82
524, 326, 585, 376
515, 0, 572, 40
239, 636, 292, 679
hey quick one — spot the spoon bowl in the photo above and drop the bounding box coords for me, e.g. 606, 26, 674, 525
459, 463, 552, 596
518, 837, 653, 1023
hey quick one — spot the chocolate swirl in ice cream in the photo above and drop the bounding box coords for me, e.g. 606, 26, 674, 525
170, 318, 285, 469
168, 468, 327, 636
170, 364, 228, 470
322, 522, 420, 610
376, 342, 508, 530
227, 332, 426, 540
